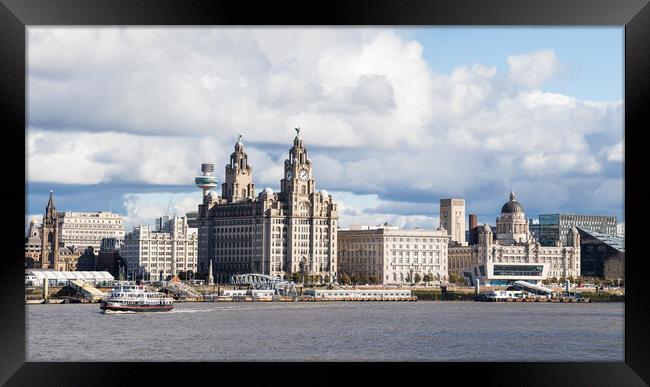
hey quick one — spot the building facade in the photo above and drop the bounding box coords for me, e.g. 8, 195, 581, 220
449, 192, 581, 285
35, 191, 126, 270
57, 211, 125, 251
57, 246, 85, 271
440, 198, 466, 246
467, 213, 479, 245
529, 218, 540, 241
197, 130, 338, 283
121, 216, 198, 280
338, 225, 450, 285
577, 228, 624, 280
538, 213, 616, 247
25, 218, 42, 268
186, 211, 199, 228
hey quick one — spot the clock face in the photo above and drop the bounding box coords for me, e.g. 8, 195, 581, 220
286, 170, 292, 180
299, 168, 309, 181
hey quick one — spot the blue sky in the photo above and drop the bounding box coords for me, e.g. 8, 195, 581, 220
397, 27, 623, 101
26, 27, 624, 231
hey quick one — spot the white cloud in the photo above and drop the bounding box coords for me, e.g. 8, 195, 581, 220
27, 129, 230, 185
27, 28, 624, 224
507, 49, 562, 89
605, 141, 624, 162
332, 191, 439, 230
122, 191, 201, 230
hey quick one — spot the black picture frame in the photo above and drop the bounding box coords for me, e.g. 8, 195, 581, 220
2, 0, 648, 385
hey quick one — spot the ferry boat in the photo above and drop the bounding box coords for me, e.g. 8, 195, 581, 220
100, 281, 174, 313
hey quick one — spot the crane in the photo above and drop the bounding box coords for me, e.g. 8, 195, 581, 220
165, 196, 174, 218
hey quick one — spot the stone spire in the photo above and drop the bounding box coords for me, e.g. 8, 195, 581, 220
46, 190, 56, 215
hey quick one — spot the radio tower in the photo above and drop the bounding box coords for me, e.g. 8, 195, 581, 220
195, 163, 218, 196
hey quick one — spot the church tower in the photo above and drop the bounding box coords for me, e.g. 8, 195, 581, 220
222, 135, 255, 203
40, 190, 59, 270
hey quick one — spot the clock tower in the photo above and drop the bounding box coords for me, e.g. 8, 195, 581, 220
281, 127, 315, 199
222, 134, 255, 203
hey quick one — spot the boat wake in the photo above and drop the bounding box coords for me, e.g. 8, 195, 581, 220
171, 308, 215, 314
102, 310, 137, 314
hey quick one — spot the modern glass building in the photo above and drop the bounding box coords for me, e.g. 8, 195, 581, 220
577, 228, 625, 279
462, 262, 549, 286
538, 214, 616, 246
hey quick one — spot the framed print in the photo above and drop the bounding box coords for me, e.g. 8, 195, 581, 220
1, 0, 648, 385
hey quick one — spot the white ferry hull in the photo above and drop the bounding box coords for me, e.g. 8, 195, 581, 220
100, 301, 174, 313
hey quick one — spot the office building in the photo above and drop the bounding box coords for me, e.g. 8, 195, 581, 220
338, 224, 450, 285
538, 213, 616, 247
197, 130, 338, 283
577, 228, 624, 280
58, 211, 125, 251
121, 216, 198, 280
440, 198, 466, 245
616, 223, 625, 238
529, 218, 540, 241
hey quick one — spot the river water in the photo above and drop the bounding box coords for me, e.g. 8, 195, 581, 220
26, 301, 624, 361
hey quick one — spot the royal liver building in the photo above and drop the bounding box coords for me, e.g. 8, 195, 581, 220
197, 129, 338, 283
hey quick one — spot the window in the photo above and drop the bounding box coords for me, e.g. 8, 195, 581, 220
492, 264, 543, 277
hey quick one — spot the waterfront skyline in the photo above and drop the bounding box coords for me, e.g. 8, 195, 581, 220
26, 27, 624, 230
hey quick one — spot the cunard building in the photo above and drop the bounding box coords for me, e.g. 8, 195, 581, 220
197, 129, 338, 283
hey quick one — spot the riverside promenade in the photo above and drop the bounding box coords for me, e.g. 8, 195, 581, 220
25, 282, 625, 304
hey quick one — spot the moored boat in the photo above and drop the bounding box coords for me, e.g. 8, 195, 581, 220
100, 281, 174, 313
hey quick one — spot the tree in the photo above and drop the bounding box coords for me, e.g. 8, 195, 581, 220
448, 273, 464, 284
414, 273, 421, 283
358, 273, 368, 285
291, 272, 302, 283
341, 273, 351, 285
405, 272, 412, 283
324, 274, 330, 284
350, 274, 358, 284
368, 275, 378, 284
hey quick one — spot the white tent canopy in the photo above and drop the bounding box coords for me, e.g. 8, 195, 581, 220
26, 270, 114, 286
